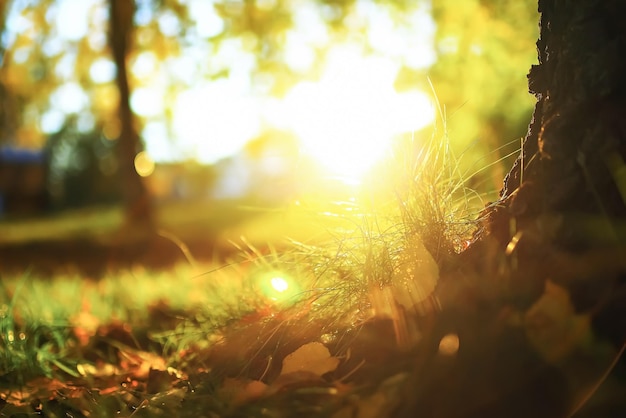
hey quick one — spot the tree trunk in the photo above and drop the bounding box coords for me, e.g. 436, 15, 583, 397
484, 0, 626, 342
402, 1, 626, 417
109, 0, 154, 235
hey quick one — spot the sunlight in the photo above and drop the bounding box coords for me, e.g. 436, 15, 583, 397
173, 80, 261, 163
269, 44, 435, 184
270, 277, 289, 293
15, 0, 437, 189
126, 3, 437, 186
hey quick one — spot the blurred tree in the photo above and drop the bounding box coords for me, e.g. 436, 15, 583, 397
109, 0, 153, 229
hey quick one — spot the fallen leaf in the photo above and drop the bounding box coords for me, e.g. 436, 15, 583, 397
220, 378, 268, 404
525, 280, 592, 363
118, 349, 167, 379
280, 342, 339, 377
244, 380, 269, 400
271, 371, 325, 392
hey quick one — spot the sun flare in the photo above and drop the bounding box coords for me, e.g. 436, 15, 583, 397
270, 277, 290, 293
145, 43, 436, 187
271, 44, 435, 184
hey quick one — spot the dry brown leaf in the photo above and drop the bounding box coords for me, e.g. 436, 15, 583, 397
119, 349, 167, 379
525, 280, 593, 363
280, 342, 339, 377
220, 378, 268, 404
244, 380, 269, 400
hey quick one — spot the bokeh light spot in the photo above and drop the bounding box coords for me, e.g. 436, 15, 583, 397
90, 58, 116, 84
51, 82, 89, 114
130, 87, 164, 117
134, 151, 155, 177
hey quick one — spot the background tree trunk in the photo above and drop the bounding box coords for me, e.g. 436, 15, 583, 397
403, 1, 626, 417
109, 0, 154, 234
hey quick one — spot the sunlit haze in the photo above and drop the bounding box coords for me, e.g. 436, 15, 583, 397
268, 44, 435, 182
6, 0, 437, 185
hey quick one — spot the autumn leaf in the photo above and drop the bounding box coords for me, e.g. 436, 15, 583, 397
525, 280, 592, 363
118, 349, 167, 379
280, 342, 339, 377
220, 378, 269, 405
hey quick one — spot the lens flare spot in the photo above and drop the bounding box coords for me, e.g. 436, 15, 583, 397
259, 272, 300, 304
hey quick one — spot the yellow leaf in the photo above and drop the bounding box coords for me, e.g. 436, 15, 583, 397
280, 342, 339, 377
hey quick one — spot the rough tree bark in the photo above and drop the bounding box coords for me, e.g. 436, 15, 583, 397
401, 1, 626, 417
487, 0, 626, 346
109, 0, 154, 234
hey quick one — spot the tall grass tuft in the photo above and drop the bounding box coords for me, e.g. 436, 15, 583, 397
0, 273, 79, 385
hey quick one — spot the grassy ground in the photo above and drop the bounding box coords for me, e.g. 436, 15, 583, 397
0, 207, 443, 417
2, 133, 623, 417
0, 132, 468, 416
